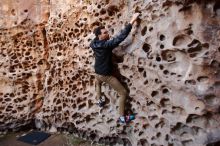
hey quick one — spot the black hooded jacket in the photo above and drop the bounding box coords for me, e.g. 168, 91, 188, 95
90, 24, 132, 75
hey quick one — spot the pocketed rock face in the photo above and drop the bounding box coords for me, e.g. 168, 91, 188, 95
0, 0, 220, 145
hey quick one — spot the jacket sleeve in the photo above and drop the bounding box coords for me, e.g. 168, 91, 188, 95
103, 23, 132, 49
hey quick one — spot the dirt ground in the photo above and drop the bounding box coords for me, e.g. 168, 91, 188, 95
0, 130, 103, 146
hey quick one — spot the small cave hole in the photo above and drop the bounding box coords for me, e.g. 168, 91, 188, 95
100, 8, 106, 15
144, 80, 148, 85
185, 79, 196, 85
138, 67, 144, 73
163, 70, 169, 75
141, 26, 147, 36
149, 27, 153, 31
159, 34, 165, 41
214, 2, 220, 14
143, 71, 147, 78
197, 76, 209, 82
162, 88, 169, 94
151, 91, 158, 97
156, 56, 161, 62
142, 43, 151, 53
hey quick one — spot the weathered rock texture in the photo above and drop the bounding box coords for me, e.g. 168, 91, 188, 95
0, 0, 220, 145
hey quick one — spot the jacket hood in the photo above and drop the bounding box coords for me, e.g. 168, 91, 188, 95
90, 38, 105, 49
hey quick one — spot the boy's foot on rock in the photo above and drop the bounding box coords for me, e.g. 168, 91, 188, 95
118, 114, 135, 124
96, 96, 105, 108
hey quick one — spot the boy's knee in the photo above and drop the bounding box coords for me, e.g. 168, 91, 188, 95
120, 88, 128, 97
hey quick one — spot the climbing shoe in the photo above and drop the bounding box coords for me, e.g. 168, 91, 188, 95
118, 114, 135, 124
97, 96, 105, 108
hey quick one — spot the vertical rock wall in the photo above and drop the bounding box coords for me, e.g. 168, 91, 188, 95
0, 0, 220, 145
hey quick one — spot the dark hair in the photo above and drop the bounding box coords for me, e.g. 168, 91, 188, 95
93, 26, 105, 37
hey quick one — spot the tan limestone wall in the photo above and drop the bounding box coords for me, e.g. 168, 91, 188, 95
0, 0, 220, 145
